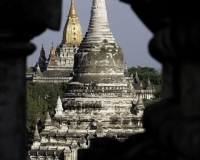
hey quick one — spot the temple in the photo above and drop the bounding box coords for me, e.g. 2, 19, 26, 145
25, 0, 159, 99
26, 0, 82, 83
28, 0, 145, 159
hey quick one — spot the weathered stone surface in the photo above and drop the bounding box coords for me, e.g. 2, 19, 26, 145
65, 0, 137, 108
77, 0, 200, 160
28, 1, 145, 159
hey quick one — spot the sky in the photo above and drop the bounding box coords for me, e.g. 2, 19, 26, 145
27, 0, 161, 71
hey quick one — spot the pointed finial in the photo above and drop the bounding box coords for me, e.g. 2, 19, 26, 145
50, 42, 56, 56
148, 77, 151, 85
125, 62, 128, 69
40, 43, 46, 57
69, 0, 77, 17
55, 95, 63, 116
33, 124, 40, 141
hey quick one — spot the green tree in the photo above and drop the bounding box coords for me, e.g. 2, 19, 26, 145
26, 82, 67, 136
154, 88, 162, 99
128, 66, 162, 85
143, 98, 161, 107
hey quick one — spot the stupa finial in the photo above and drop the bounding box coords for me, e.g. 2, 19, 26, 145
69, 0, 77, 17
50, 42, 55, 56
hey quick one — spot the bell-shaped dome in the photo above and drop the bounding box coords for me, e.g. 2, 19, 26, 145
72, 0, 125, 83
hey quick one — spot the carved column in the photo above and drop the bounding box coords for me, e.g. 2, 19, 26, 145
0, 0, 61, 160
71, 140, 78, 160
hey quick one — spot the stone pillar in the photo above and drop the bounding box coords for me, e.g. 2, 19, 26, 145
0, 1, 61, 160
64, 148, 72, 160
71, 140, 78, 160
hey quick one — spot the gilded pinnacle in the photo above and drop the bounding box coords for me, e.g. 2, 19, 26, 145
69, 0, 77, 17
50, 42, 55, 55
62, 0, 82, 44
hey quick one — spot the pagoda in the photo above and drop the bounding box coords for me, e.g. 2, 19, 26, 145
32, 0, 83, 83
62, 0, 138, 117
28, 1, 145, 159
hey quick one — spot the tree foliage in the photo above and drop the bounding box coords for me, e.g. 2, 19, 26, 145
154, 88, 162, 99
128, 66, 162, 85
26, 82, 67, 135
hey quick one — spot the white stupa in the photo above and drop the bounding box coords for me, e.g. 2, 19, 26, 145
55, 95, 63, 117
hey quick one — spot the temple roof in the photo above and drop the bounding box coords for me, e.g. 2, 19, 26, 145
132, 83, 142, 90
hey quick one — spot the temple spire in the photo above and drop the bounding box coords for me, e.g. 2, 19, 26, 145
72, 0, 125, 79
33, 124, 40, 141
39, 43, 46, 57
125, 63, 128, 69
134, 72, 140, 84
62, 0, 82, 44
44, 111, 52, 130
55, 95, 63, 117
50, 42, 55, 56
148, 77, 151, 85
80, 0, 115, 44
146, 77, 152, 89
69, 0, 77, 17
134, 94, 145, 116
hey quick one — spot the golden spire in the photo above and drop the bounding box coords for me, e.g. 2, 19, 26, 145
69, 0, 77, 17
62, 0, 82, 45
50, 42, 55, 56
